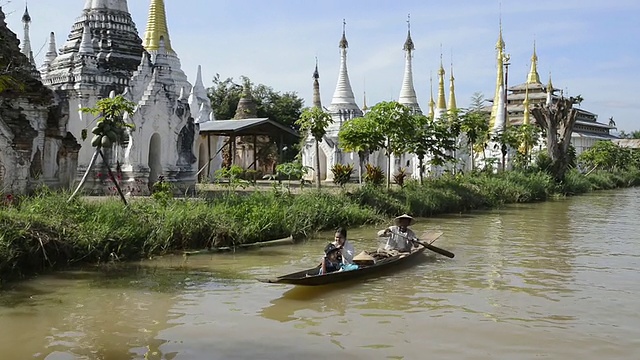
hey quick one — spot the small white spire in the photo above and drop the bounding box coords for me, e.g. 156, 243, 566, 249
78, 22, 94, 55
43, 32, 58, 66
194, 65, 204, 90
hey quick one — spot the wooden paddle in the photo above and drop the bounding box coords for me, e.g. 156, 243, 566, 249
412, 231, 455, 259
392, 230, 455, 258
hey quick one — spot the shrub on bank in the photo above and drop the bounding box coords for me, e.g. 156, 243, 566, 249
1, 167, 639, 282
0, 190, 381, 281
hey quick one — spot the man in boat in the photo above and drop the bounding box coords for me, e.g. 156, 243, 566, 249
332, 227, 355, 265
377, 214, 418, 253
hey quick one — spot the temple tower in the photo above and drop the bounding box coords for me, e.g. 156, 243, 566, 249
143, 0, 191, 95
489, 23, 506, 132
326, 20, 362, 137
20, 4, 35, 66
398, 15, 421, 114
42, 0, 144, 94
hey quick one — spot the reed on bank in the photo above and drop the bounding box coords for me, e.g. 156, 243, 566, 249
1, 168, 639, 282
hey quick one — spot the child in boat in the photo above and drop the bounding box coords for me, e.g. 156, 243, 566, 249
319, 243, 359, 275
332, 227, 355, 265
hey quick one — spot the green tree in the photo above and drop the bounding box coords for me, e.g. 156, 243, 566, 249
338, 116, 385, 183
366, 101, 416, 189
295, 107, 333, 189
68, 95, 136, 204
408, 114, 459, 184
512, 124, 542, 169
578, 141, 631, 173
460, 109, 490, 171
531, 97, 580, 182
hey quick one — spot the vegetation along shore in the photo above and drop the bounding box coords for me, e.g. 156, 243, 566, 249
1, 162, 639, 283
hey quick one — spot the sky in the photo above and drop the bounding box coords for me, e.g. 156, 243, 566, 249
2, 0, 639, 131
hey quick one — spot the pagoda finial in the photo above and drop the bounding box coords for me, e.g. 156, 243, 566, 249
526, 39, 541, 84
428, 72, 435, 118
436, 51, 447, 111
363, 89, 368, 112
448, 55, 457, 111
22, 2, 31, 23
339, 19, 348, 49
313, 57, 319, 79
403, 14, 414, 52
312, 58, 322, 109
144, 0, 173, 53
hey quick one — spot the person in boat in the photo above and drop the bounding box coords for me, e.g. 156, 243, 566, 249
377, 214, 418, 252
319, 243, 359, 275
332, 227, 355, 265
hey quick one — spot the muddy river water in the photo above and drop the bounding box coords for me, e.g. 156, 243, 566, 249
1, 188, 639, 359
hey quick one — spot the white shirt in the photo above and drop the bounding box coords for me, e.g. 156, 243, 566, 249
333, 240, 355, 265
377, 226, 416, 252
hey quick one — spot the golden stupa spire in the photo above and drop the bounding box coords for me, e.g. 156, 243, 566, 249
143, 0, 173, 52
527, 40, 541, 84
448, 59, 457, 111
436, 52, 447, 110
489, 18, 506, 129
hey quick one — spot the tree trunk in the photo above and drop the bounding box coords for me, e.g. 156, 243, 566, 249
386, 138, 392, 190
531, 98, 579, 182
99, 150, 128, 206
358, 151, 364, 185
315, 138, 321, 190
67, 148, 100, 202
470, 141, 475, 172
418, 155, 424, 185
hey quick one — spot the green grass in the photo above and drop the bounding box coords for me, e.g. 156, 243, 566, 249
1, 167, 639, 282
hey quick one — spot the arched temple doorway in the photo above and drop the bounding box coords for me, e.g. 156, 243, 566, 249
148, 133, 162, 186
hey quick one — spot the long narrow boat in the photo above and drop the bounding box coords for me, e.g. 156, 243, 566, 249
258, 243, 427, 286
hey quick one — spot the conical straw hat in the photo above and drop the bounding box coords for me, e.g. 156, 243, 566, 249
394, 214, 415, 226
353, 251, 375, 262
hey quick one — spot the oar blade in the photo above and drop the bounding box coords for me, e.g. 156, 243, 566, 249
416, 231, 454, 258
419, 231, 444, 244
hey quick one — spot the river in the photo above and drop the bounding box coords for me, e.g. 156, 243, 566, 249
1, 188, 639, 360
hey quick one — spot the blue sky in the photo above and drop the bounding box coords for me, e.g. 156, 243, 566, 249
3, 0, 639, 131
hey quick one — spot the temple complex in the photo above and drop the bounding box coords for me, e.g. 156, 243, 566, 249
302, 21, 363, 182
503, 42, 616, 156
35, 0, 208, 194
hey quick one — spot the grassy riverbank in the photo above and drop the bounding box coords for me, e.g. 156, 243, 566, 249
1, 168, 639, 282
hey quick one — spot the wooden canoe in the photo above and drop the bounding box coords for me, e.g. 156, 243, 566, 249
257, 243, 427, 286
